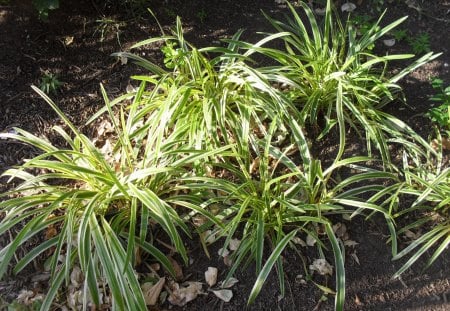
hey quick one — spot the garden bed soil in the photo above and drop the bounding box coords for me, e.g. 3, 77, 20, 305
1, 0, 450, 310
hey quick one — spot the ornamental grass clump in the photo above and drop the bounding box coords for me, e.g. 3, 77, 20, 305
392, 140, 450, 278
0, 86, 229, 310
237, 0, 440, 165
111, 17, 293, 163
182, 116, 399, 309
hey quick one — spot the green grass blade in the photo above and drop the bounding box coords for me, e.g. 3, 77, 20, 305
247, 229, 297, 305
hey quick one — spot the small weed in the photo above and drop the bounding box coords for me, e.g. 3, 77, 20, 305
391, 29, 408, 42
371, 0, 385, 13
408, 32, 430, 54
95, 17, 126, 47
161, 41, 185, 69
196, 8, 207, 24
39, 72, 63, 94
426, 78, 450, 132
32, 0, 59, 21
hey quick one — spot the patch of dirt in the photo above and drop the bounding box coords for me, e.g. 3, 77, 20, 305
1, 0, 450, 310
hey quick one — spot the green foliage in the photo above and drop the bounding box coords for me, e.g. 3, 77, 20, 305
95, 17, 126, 47
393, 144, 450, 278
196, 8, 207, 24
349, 14, 379, 51
426, 78, 450, 132
32, 0, 59, 21
391, 28, 408, 42
39, 72, 63, 94
0, 1, 444, 309
0, 85, 226, 309
238, 0, 439, 166
408, 32, 431, 55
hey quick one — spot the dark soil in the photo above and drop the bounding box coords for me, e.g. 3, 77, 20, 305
1, 0, 450, 310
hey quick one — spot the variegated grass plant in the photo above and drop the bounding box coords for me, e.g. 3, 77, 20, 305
392, 135, 450, 278
0, 86, 229, 310
181, 116, 399, 310
109, 16, 294, 170
235, 0, 440, 166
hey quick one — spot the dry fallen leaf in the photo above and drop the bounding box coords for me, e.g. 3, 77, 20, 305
383, 38, 396, 47
168, 281, 203, 307
218, 247, 230, 258
250, 157, 260, 174
333, 222, 348, 240
306, 234, 316, 247
203, 230, 216, 244
120, 55, 128, 65
344, 240, 359, 247
192, 215, 208, 227
314, 7, 326, 15
292, 236, 307, 247
16, 290, 35, 305
211, 289, 233, 302
351, 251, 360, 265
168, 257, 184, 281
64, 36, 74, 46
223, 255, 233, 267
205, 267, 218, 287
141, 277, 165, 306
70, 265, 83, 288
229, 238, 241, 251
220, 277, 239, 289
309, 259, 333, 276
341, 2, 357, 12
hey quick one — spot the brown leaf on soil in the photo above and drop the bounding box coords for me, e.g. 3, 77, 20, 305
205, 267, 218, 287
168, 257, 184, 281
351, 251, 360, 265
211, 289, 233, 302
431, 138, 450, 151
306, 234, 316, 247
168, 281, 203, 307
141, 277, 165, 306
333, 222, 349, 240
220, 277, 239, 289
229, 238, 241, 251
45, 226, 58, 240
309, 259, 333, 276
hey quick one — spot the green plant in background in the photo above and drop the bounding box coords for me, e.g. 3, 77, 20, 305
391, 28, 408, 42
408, 32, 431, 54
393, 143, 450, 279
371, 0, 385, 13
39, 72, 63, 94
33, 0, 59, 21
196, 8, 207, 24
240, 0, 439, 166
426, 78, 450, 133
95, 17, 126, 47
0, 85, 227, 309
348, 14, 380, 51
